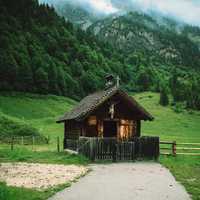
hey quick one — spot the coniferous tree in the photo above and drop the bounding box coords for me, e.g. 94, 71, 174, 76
16, 64, 34, 92
35, 68, 48, 94
57, 67, 66, 95
159, 86, 169, 106
48, 63, 60, 95
137, 65, 152, 91
0, 52, 18, 90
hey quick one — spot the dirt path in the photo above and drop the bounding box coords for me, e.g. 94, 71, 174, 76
49, 162, 191, 200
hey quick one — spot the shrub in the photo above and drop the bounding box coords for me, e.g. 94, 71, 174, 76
0, 115, 40, 137
159, 87, 169, 106
173, 103, 184, 113
0, 182, 10, 200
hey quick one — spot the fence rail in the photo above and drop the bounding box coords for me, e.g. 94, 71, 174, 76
160, 141, 200, 156
0, 135, 49, 147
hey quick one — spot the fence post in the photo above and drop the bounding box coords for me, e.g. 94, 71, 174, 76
57, 137, 60, 152
11, 136, 14, 151
21, 136, 24, 145
32, 136, 35, 150
172, 141, 176, 156
112, 140, 117, 162
47, 135, 50, 144
131, 142, 135, 160
89, 138, 95, 161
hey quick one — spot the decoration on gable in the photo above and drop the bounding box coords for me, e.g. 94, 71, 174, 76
109, 104, 115, 119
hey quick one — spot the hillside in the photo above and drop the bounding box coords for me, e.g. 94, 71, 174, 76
0, 92, 75, 140
0, 92, 200, 143
89, 12, 200, 68
55, 1, 99, 29
88, 12, 200, 110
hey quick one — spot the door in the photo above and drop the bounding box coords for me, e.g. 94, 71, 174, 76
103, 121, 117, 138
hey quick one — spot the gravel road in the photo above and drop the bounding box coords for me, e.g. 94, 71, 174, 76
49, 162, 191, 200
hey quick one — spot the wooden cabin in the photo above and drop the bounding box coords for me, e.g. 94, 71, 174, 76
57, 77, 153, 149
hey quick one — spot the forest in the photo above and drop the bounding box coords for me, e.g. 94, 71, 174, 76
0, 0, 200, 110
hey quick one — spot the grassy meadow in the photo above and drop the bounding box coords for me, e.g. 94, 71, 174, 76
0, 91, 200, 199
0, 92, 76, 146
134, 92, 200, 143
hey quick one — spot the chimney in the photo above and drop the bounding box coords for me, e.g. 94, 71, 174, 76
116, 76, 120, 87
105, 74, 120, 89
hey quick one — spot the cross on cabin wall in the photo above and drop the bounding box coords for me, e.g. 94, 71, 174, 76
109, 104, 115, 119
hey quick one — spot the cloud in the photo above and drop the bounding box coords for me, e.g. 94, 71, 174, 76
39, 0, 200, 26
127, 0, 200, 26
85, 0, 118, 14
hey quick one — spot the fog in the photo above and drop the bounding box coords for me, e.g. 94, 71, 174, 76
39, 0, 200, 26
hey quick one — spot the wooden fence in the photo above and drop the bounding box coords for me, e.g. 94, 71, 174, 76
65, 136, 160, 161
0, 135, 49, 149
160, 141, 200, 156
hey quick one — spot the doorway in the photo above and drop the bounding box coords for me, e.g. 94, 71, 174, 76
103, 120, 117, 138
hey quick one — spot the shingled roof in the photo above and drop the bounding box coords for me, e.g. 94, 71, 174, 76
57, 86, 153, 123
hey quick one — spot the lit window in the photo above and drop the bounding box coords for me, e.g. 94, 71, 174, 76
120, 120, 136, 140
88, 116, 97, 126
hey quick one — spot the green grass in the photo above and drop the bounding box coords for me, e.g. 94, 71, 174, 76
160, 156, 200, 200
0, 181, 71, 200
0, 147, 88, 165
0, 92, 76, 141
134, 92, 200, 143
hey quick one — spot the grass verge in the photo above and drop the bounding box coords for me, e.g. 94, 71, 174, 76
0, 147, 89, 165
0, 181, 71, 200
160, 155, 200, 200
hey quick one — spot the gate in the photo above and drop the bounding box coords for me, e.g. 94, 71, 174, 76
94, 138, 135, 161
117, 141, 135, 160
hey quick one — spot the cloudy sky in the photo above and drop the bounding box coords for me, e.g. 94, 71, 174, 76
40, 0, 200, 26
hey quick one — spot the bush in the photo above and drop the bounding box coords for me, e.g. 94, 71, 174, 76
0, 115, 40, 137
0, 182, 10, 200
173, 103, 184, 113
159, 87, 169, 106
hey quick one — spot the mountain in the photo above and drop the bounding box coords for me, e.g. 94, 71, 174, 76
53, 3, 200, 67
39, 0, 104, 29
55, 1, 99, 29
0, 0, 200, 110
87, 12, 200, 110
88, 12, 200, 69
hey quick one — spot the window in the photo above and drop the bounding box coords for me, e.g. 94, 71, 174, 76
119, 120, 136, 140
88, 116, 97, 126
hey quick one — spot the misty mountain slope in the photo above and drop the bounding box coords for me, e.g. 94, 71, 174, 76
55, 2, 98, 29
89, 12, 200, 68
39, 0, 105, 29
182, 25, 200, 49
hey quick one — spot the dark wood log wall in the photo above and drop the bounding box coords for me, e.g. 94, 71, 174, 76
136, 120, 141, 137
64, 120, 81, 140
